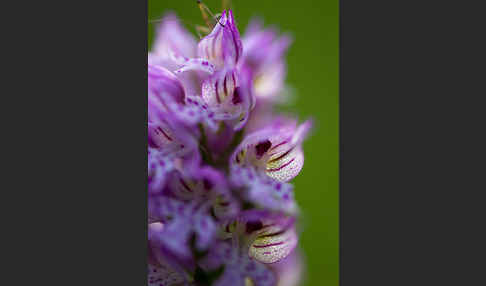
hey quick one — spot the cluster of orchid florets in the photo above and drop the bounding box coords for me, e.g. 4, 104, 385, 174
148, 8, 311, 286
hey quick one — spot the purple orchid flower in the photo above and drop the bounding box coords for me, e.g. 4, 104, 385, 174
200, 210, 297, 286
148, 8, 311, 286
242, 19, 292, 101
231, 119, 312, 182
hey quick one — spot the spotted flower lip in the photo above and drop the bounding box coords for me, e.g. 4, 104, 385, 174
198, 211, 297, 285
198, 10, 243, 69
249, 221, 298, 264
231, 119, 312, 182
237, 210, 298, 264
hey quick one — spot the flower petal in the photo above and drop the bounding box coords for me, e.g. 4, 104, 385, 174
230, 166, 297, 214
231, 119, 311, 182
269, 249, 303, 286
242, 18, 292, 100
148, 147, 175, 195
200, 67, 254, 130
265, 146, 304, 182
148, 197, 216, 259
202, 68, 238, 107
148, 64, 186, 120
235, 210, 298, 264
249, 224, 297, 264
198, 10, 243, 69
147, 116, 200, 168
201, 241, 277, 286
173, 56, 215, 75
148, 64, 185, 103
152, 13, 197, 59
169, 167, 239, 220
157, 95, 219, 132
148, 261, 185, 286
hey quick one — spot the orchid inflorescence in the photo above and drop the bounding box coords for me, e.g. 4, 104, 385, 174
148, 5, 311, 286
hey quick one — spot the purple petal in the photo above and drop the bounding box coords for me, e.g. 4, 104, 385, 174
148, 196, 217, 261
201, 67, 254, 130
152, 12, 197, 60
269, 249, 303, 286
169, 167, 239, 220
197, 10, 243, 69
242, 18, 292, 100
202, 241, 277, 286
148, 147, 175, 195
202, 68, 238, 107
205, 122, 237, 157
169, 95, 219, 131
147, 118, 200, 169
148, 63, 185, 104
148, 259, 186, 286
148, 64, 186, 121
230, 166, 297, 214
252, 61, 287, 100
148, 222, 196, 284
173, 57, 215, 75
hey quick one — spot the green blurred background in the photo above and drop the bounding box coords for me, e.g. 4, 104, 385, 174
148, 0, 338, 285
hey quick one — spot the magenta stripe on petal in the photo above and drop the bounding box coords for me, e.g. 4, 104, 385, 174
252, 241, 285, 248
266, 158, 295, 172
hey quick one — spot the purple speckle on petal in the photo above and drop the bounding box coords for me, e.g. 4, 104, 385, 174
232, 87, 243, 104
255, 140, 272, 157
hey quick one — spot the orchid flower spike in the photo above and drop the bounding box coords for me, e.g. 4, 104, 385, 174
148, 7, 313, 286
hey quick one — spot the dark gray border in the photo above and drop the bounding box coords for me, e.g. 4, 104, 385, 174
11, 0, 149, 284
340, 0, 485, 285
